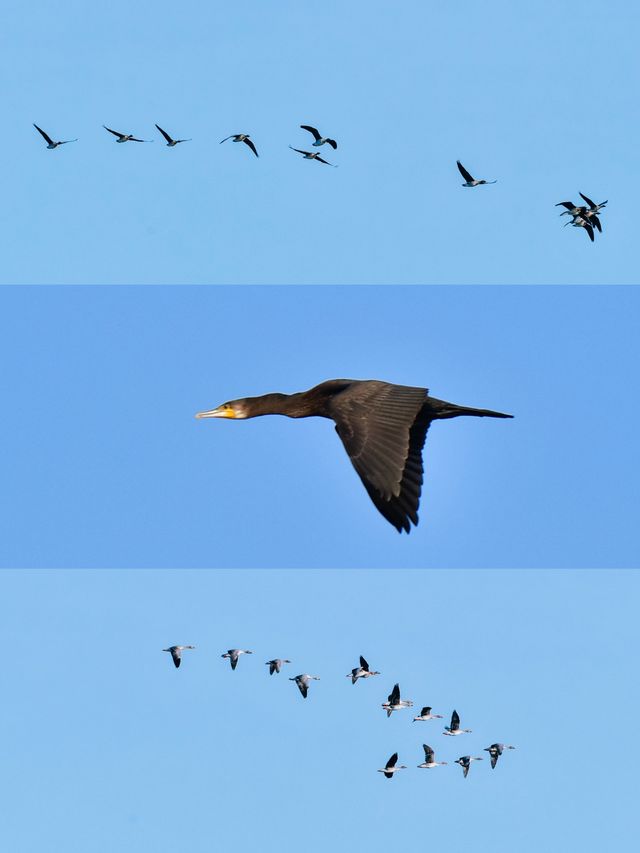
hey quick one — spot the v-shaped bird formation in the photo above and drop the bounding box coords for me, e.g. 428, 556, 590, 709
162, 644, 516, 781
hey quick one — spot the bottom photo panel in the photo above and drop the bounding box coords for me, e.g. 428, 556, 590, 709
2, 568, 637, 852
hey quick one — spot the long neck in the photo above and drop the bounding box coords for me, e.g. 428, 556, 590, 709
243, 392, 314, 418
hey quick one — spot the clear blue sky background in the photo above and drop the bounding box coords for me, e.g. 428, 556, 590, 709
3, 0, 638, 284
1, 568, 638, 853
2, 285, 638, 568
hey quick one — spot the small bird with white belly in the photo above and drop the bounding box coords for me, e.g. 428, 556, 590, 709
484, 742, 515, 769
220, 134, 259, 157
382, 683, 413, 717
33, 124, 77, 149
162, 645, 195, 668
443, 709, 472, 736
418, 744, 448, 769
299, 125, 338, 149
289, 673, 320, 698
378, 752, 407, 779
346, 655, 380, 684
455, 755, 484, 778
265, 658, 291, 675
222, 649, 253, 670
289, 146, 336, 166
456, 160, 496, 187
413, 706, 443, 722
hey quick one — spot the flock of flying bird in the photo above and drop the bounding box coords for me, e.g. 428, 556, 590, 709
33, 121, 340, 165
32, 122, 606, 233
555, 192, 609, 242
162, 646, 515, 780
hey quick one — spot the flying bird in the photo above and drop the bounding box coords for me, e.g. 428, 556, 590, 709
33, 124, 77, 149
162, 645, 195, 668
220, 134, 259, 157
584, 211, 602, 233
221, 649, 253, 670
378, 752, 407, 779
382, 683, 413, 717
289, 146, 336, 166
289, 673, 320, 698
484, 743, 515, 769
346, 655, 380, 684
579, 192, 607, 214
443, 710, 472, 736
417, 744, 448, 769
196, 379, 512, 533
455, 755, 483, 778
556, 201, 585, 217
413, 706, 443, 722
103, 125, 146, 143
265, 658, 291, 675
456, 160, 496, 187
155, 124, 191, 146
300, 125, 338, 149
565, 215, 595, 242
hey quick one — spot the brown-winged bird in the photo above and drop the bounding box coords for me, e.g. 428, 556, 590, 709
196, 379, 512, 533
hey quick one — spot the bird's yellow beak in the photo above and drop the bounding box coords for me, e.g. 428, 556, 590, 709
195, 405, 237, 419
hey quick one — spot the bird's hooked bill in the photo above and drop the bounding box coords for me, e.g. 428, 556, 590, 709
195, 405, 236, 419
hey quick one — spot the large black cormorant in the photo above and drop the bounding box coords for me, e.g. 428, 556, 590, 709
196, 379, 512, 533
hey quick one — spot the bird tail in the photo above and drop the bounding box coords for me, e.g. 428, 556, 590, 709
427, 397, 513, 419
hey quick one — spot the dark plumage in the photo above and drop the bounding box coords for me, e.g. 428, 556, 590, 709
196, 379, 512, 533
300, 125, 338, 149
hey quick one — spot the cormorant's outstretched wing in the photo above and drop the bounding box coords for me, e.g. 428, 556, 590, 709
243, 138, 259, 157
590, 214, 602, 233
289, 146, 309, 155
316, 155, 335, 166
331, 382, 430, 532
388, 683, 400, 705
386, 752, 398, 769
170, 648, 181, 668
583, 222, 595, 242
456, 160, 475, 182
33, 124, 54, 145
450, 710, 460, 731
555, 201, 575, 210
300, 124, 321, 141
360, 655, 369, 671
423, 744, 434, 762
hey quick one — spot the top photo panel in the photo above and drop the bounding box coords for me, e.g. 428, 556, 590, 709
4, 1, 635, 285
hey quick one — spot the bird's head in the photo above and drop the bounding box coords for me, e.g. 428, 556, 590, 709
195, 399, 249, 420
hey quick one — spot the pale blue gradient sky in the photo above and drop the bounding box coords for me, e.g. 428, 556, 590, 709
1, 285, 639, 568
2, 0, 637, 284
1, 568, 638, 853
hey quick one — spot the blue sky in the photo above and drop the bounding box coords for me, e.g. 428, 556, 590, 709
1, 568, 638, 853
2, 285, 639, 568
3, 0, 638, 284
